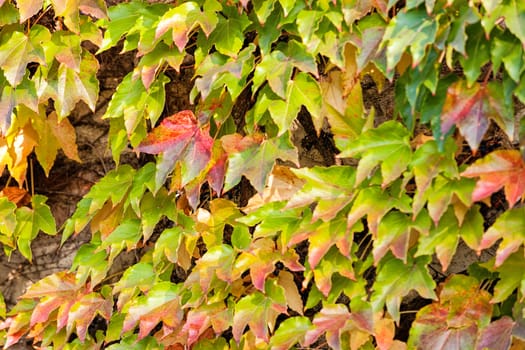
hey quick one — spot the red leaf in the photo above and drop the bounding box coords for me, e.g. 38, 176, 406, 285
441, 81, 512, 152
67, 292, 112, 342
476, 316, 514, 350
138, 111, 214, 187
461, 150, 525, 207
304, 304, 351, 350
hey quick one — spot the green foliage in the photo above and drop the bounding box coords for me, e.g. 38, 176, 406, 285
0, 0, 525, 349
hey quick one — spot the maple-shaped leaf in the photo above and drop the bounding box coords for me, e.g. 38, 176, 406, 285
303, 304, 371, 350
286, 166, 356, 222
477, 206, 525, 267
155, 2, 217, 52
372, 254, 437, 323
408, 275, 492, 350
122, 282, 183, 339
441, 81, 514, 152
185, 245, 235, 293
232, 291, 283, 342
0, 30, 43, 86
338, 121, 412, 188
416, 208, 483, 271
67, 292, 112, 341
347, 186, 411, 234
461, 150, 525, 208
270, 316, 313, 350
486, 249, 525, 303
138, 110, 214, 188
222, 133, 298, 193
52, 51, 99, 119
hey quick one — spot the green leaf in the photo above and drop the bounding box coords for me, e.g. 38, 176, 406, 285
99, 219, 142, 260
459, 23, 491, 86
253, 50, 293, 99
0, 30, 43, 86
84, 165, 135, 214
268, 72, 322, 135
208, 12, 250, 57
114, 262, 156, 294
233, 291, 281, 342
223, 133, 298, 193
347, 186, 411, 235
339, 121, 412, 187
478, 206, 525, 267
0, 2, 19, 25
53, 52, 99, 119
287, 166, 356, 221
381, 8, 437, 72
372, 254, 437, 323
500, 0, 525, 47
71, 244, 108, 286
492, 29, 524, 83
0, 197, 17, 243
488, 249, 525, 303
270, 316, 313, 350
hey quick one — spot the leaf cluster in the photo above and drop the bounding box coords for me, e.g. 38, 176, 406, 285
0, 0, 525, 349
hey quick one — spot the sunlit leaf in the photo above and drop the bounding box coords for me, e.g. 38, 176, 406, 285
462, 150, 525, 207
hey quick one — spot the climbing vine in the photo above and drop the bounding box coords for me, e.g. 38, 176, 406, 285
0, 0, 525, 349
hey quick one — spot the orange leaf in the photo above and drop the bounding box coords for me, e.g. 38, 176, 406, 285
461, 150, 525, 207
0, 186, 31, 207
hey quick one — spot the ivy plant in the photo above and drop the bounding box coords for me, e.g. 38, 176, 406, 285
0, 0, 524, 349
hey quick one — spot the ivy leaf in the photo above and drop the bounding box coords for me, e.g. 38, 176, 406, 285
459, 23, 491, 85
408, 275, 492, 350
339, 121, 412, 187
270, 316, 312, 350
476, 316, 514, 350
223, 133, 298, 193
232, 291, 281, 342
372, 254, 437, 323
268, 72, 322, 135
500, 0, 525, 47
186, 245, 235, 293
156, 2, 217, 52
67, 292, 112, 342
138, 110, 214, 188
461, 150, 525, 207
374, 211, 431, 264
381, 8, 437, 72
287, 166, 356, 221
208, 13, 250, 57
477, 206, 525, 267
53, 52, 99, 119
487, 250, 525, 303
0, 31, 43, 86
16, 0, 43, 22
441, 81, 514, 152
122, 282, 183, 340
347, 186, 411, 234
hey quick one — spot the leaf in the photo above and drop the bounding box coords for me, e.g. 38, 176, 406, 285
67, 292, 112, 341
16, 0, 43, 22
267, 72, 322, 135
208, 13, 250, 57
441, 81, 515, 152
408, 275, 492, 350
186, 245, 235, 293
347, 186, 411, 235
372, 255, 437, 323
22, 271, 78, 299
381, 8, 437, 72
476, 316, 514, 350
478, 206, 525, 267
156, 2, 217, 52
459, 23, 491, 85
0, 30, 43, 86
270, 316, 312, 350
286, 166, 355, 221
487, 249, 525, 303
461, 150, 525, 207
223, 133, 298, 193
138, 110, 214, 188
277, 271, 303, 315
500, 0, 525, 48
53, 52, 99, 119
374, 211, 431, 264
339, 121, 412, 187
122, 282, 183, 339
232, 291, 281, 342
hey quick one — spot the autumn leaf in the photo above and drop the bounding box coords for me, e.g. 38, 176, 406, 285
138, 110, 214, 188
408, 275, 492, 350
0, 186, 31, 207
441, 81, 514, 152
461, 150, 525, 207
222, 133, 298, 194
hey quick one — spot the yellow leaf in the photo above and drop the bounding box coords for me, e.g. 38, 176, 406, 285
47, 112, 81, 162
